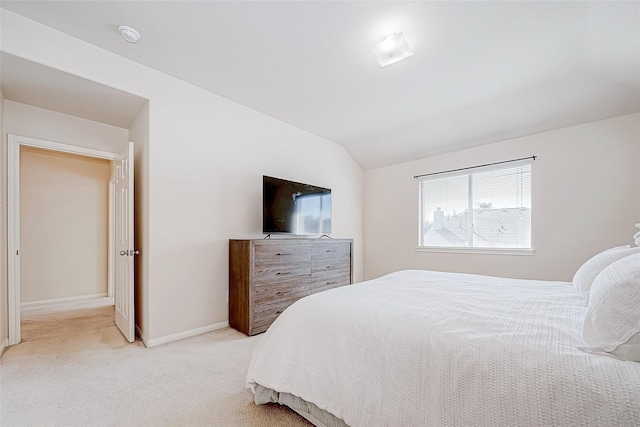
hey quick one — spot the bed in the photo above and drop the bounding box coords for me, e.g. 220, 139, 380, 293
246, 260, 640, 426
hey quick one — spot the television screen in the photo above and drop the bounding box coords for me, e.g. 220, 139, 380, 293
263, 176, 332, 235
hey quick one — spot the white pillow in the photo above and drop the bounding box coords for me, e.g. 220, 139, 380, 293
572, 245, 640, 304
581, 253, 640, 362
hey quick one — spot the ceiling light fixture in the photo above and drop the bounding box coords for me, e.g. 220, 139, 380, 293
118, 25, 140, 44
369, 32, 414, 68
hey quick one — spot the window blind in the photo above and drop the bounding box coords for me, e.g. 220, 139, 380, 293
418, 160, 532, 249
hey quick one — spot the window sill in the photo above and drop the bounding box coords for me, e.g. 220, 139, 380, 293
416, 246, 535, 256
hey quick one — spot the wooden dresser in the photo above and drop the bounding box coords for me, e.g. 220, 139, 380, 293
229, 238, 353, 335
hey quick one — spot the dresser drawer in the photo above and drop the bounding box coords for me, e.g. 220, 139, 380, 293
253, 298, 299, 330
311, 273, 351, 293
255, 244, 312, 265
312, 257, 351, 275
313, 242, 351, 260
254, 262, 311, 285
253, 277, 310, 305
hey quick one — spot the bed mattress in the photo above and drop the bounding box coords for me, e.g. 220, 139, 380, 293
246, 270, 640, 426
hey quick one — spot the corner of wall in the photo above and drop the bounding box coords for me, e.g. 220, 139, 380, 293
129, 101, 150, 341
0, 88, 8, 348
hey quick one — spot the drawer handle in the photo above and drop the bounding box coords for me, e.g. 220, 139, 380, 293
275, 272, 290, 275
276, 253, 291, 256
326, 249, 336, 253
275, 291, 289, 295
326, 281, 337, 285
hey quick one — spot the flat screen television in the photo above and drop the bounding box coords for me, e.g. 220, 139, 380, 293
263, 175, 332, 236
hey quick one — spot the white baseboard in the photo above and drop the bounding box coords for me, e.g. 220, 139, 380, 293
21, 294, 114, 316
0, 338, 8, 358
143, 321, 230, 348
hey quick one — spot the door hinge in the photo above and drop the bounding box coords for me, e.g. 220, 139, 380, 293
16, 250, 19, 255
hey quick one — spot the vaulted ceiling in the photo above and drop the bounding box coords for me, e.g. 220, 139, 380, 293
1, 1, 638, 170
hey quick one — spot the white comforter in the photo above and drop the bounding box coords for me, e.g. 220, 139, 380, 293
246, 270, 640, 426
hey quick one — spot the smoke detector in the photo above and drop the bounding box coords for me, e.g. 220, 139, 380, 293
118, 25, 140, 44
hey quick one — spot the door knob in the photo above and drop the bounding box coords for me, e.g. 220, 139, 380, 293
120, 250, 140, 256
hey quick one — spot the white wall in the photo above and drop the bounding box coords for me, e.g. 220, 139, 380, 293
4, 100, 129, 152
144, 62, 364, 343
364, 113, 640, 282
20, 146, 110, 302
1, 10, 364, 343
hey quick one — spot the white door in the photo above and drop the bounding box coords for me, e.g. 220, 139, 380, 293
114, 141, 135, 342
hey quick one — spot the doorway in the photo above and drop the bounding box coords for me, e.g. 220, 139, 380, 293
7, 134, 135, 345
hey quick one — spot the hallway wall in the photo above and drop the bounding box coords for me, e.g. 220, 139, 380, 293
20, 146, 111, 303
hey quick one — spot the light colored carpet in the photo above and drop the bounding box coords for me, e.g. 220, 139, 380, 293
0, 306, 311, 427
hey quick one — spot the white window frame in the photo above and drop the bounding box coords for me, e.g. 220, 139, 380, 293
417, 159, 534, 256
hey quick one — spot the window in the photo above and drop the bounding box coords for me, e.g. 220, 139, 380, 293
418, 160, 532, 251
